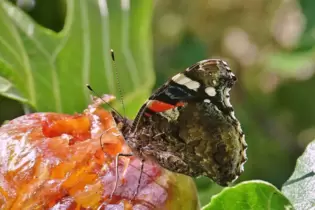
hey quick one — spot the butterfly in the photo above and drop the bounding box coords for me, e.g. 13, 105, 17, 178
111, 58, 247, 195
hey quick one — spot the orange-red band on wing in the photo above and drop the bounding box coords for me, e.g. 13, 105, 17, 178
147, 100, 185, 113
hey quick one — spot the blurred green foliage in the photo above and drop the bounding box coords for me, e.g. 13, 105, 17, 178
1, 0, 315, 209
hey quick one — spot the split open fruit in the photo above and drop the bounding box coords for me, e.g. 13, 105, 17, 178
0, 97, 198, 210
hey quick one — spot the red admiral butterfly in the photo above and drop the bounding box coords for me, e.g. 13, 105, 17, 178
111, 58, 247, 191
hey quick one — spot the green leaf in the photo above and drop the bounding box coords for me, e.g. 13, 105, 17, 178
202, 180, 293, 210
0, 0, 154, 117
282, 141, 315, 210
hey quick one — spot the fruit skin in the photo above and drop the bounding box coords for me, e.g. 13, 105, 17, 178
0, 98, 199, 210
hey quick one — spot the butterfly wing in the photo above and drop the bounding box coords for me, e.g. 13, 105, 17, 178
134, 58, 235, 121
127, 59, 247, 186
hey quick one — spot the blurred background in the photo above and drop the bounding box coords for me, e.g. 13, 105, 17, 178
0, 0, 314, 206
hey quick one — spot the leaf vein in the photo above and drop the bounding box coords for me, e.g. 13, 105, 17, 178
80, 0, 91, 104
121, 6, 140, 88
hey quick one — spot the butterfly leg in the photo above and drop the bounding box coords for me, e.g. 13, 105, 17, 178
110, 152, 133, 198
132, 158, 145, 199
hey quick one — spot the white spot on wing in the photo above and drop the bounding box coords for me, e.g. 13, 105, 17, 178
222, 60, 228, 66
172, 73, 191, 85
205, 87, 216, 96
172, 73, 200, 91
204, 99, 211, 103
185, 80, 200, 89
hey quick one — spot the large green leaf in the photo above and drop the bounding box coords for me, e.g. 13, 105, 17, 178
202, 180, 293, 210
0, 0, 154, 116
282, 141, 315, 210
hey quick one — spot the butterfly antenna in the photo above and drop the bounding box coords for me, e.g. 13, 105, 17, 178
86, 84, 123, 119
111, 49, 126, 118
